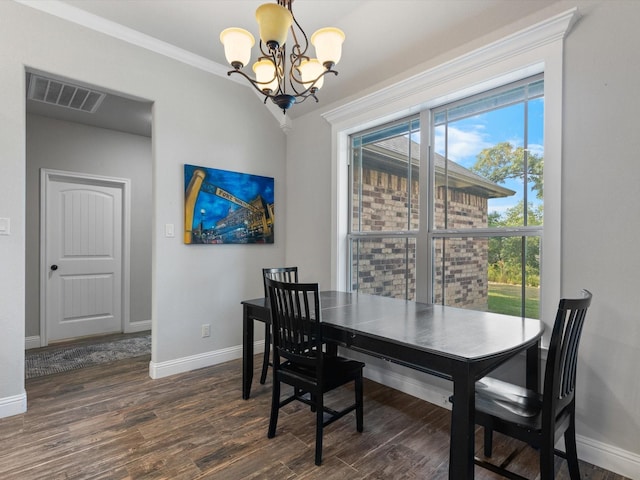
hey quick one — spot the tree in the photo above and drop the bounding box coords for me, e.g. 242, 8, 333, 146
478, 139, 545, 288
487, 200, 541, 286
472, 142, 544, 199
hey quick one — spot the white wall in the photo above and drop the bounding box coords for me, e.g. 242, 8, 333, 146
0, 0, 286, 411
285, 1, 640, 477
25, 114, 153, 340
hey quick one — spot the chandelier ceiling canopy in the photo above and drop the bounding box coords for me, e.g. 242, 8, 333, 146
220, 0, 345, 114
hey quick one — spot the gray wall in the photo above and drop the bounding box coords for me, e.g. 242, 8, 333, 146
0, 0, 286, 411
561, 0, 640, 456
1, 0, 639, 477
283, 0, 640, 473
25, 113, 152, 339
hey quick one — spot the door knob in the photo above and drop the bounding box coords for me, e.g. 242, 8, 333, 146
50, 265, 58, 271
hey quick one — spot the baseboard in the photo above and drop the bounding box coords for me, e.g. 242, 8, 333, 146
573, 434, 639, 480
0, 391, 27, 419
125, 320, 152, 333
25, 336, 41, 350
148, 342, 250, 379
25, 320, 152, 350
362, 362, 453, 411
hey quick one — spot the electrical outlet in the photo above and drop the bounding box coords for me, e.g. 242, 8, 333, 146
201, 324, 211, 338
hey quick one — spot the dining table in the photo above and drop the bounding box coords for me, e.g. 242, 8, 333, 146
241, 290, 544, 479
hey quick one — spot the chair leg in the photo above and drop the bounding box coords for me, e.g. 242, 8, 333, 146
355, 374, 364, 432
315, 394, 324, 466
539, 442, 555, 480
484, 426, 493, 457
267, 378, 280, 439
260, 325, 271, 385
564, 414, 581, 480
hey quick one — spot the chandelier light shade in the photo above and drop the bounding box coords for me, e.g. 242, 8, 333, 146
299, 59, 325, 89
311, 27, 345, 67
220, 28, 255, 69
255, 3, 293, 48
253, 58, 279, 92
220, 0, 345, 113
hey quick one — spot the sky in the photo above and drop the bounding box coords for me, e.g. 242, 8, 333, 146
434, 97, 545, 217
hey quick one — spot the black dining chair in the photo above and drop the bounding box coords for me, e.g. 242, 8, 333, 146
264, 278, 364, 466
260, 267, 299, 385
471, 289, 592, 480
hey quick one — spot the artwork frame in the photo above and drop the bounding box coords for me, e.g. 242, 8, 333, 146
184, 164, 274, 244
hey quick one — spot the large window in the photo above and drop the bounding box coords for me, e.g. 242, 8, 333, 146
348, 76, 544, 318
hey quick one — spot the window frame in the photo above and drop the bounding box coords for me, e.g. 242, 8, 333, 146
324, 8, 578, 340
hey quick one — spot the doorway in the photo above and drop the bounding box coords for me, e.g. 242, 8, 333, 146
25, 69, 152, 349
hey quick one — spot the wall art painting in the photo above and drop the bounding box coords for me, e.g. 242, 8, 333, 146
184, 164, 274, 244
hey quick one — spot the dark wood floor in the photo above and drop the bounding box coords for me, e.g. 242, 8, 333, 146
0, 354, 629, 479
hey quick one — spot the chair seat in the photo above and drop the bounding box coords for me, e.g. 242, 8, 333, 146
475, 377, 543, 430
280, 356, 365, 392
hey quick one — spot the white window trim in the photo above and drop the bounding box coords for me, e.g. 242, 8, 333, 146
323, 8, 579, 334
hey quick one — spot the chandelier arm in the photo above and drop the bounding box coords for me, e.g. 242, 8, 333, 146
289, 19, 309, 59
258, 39, 271, 58
275, 48, 286, 96
287, 54, 309, 92
289, 68, 338, 96
293, 91, 318, 105
227, 69, 280, 100
282, 0, 309, 59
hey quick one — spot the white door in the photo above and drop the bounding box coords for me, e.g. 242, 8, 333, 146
43, 170, 125, 342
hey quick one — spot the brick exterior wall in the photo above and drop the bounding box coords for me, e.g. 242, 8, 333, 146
432, 186, 489, 310
352, 167, 489, 310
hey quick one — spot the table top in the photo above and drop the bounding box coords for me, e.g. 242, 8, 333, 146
242, 290, 544, 363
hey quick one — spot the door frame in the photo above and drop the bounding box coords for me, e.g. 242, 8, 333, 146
40, 168, 131, 346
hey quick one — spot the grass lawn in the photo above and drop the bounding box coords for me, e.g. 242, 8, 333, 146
488, 282, 540, 318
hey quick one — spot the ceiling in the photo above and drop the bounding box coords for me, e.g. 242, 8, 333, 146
24, 0, 563, 135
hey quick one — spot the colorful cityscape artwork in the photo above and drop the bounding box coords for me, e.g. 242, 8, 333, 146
184, 164, 274, 244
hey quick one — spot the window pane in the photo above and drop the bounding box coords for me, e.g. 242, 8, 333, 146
433, 79, 543, 231
432, 235, 540, 318
351, 118, 420, 232
351, 236, 416, 300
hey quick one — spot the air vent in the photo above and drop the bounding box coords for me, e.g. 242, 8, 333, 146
27, 74, 106, 113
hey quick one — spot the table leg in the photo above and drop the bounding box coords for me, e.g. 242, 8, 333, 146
449, 371, 475, 479
525, 339, 541, 392
242, 304, 254, 400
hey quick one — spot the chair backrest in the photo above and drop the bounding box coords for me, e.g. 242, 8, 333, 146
543, 289, 592, 422
262, 267, 299, 297
264, 278, 322, 372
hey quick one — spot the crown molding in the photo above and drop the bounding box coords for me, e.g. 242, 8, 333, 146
15, 0, 292, 126
323, 7, 580, 127
15, 0, 231, 78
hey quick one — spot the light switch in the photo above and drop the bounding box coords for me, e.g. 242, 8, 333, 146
165, 223, 175, 238
0, 217, 10, 235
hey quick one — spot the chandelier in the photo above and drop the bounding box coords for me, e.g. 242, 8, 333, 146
220, 0, 345, 113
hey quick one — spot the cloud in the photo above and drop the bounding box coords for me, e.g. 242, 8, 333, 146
434, 125, 492, 163
527, 143, 544, 157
